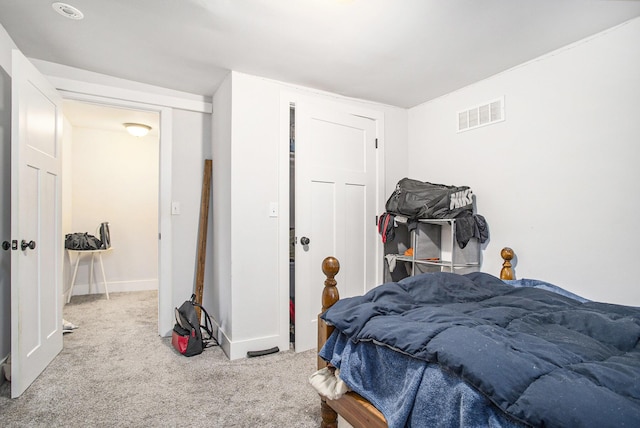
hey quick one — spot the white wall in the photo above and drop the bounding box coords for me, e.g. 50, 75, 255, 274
170, 108, 213, 312
228, 73, 282, 355
61, 115, 73, 297
212, 71, 408, 359
210, 73, 232, 355
407, 18, 640, 304
66, 126, 159, 297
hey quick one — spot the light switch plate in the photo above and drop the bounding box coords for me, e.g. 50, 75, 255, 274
171, 202, 181, 215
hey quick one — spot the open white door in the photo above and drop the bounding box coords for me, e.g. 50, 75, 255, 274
294, 101, 378, 352
10, 50, 63, 398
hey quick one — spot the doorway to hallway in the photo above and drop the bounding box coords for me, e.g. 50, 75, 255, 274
61, 100, 160, 315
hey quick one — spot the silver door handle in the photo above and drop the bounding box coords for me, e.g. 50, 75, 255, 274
300, 237, 310, 245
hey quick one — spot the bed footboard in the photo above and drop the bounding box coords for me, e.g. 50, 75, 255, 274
317, 256, 387, 428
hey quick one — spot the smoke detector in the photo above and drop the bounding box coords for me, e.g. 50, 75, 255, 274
52, 2, 84, 20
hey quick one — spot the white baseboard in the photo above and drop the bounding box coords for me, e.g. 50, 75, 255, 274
66, 279, 157, 300
223, 333, 287, 360
217, 328, 231, 359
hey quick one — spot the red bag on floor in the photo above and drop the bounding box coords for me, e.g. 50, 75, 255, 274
171, 294, 218, 357
171, 324, 202, 356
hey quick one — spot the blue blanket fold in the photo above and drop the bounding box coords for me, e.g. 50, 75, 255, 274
320, 330, 525, 428
321, 271, 640, 427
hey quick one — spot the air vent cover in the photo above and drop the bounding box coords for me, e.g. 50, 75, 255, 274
457, 97, 504, 132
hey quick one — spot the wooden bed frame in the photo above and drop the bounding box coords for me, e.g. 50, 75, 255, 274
316, 247, 516, 428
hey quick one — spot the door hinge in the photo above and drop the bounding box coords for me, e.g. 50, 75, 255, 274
375, 215, 379, 227
375, 138, 378, 149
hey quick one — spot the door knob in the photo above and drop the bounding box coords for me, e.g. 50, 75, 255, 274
300, 236, 310, 246
2, 241, 9, 251
21, 240, 36, 250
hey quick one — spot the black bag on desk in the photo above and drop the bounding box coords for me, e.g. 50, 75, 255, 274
64, 232, 102, 250
385, 178, 474, 219
171, 294, 218, 357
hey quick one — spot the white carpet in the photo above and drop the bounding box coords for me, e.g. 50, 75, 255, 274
0, 291, 322, 427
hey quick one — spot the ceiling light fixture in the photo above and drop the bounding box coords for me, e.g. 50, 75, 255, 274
52, 2, 84, 20
124, 123, 152, 137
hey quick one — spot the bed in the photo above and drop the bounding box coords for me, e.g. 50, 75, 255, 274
312, 248, 640, 428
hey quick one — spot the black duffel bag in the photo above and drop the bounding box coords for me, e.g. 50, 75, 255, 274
385, 178, 474, 219
64, 232, 103, 250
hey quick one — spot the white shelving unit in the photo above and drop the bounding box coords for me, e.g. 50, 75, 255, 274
383, 216, 480, 281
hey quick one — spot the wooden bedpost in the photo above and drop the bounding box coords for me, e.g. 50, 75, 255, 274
318, 256, 340, 369
319, 256, 340, 428
500, 247, 515, 280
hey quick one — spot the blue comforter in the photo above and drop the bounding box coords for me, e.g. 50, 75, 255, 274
320, 272, 640, 427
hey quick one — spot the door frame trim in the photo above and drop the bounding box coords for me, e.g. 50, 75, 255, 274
55, 90, 174, 336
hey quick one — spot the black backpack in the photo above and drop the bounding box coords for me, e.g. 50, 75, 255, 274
171, 294, 218, 357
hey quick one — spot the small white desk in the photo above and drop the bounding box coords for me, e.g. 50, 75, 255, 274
67, 248, 113, 303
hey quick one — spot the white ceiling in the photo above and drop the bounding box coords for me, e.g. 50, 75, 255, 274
2, 0, 640, 112
62, 100, 160, 136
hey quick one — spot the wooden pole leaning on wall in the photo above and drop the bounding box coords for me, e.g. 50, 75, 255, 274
194, 159, 213, 319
